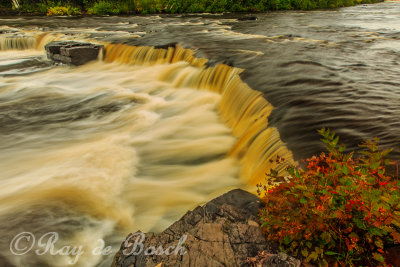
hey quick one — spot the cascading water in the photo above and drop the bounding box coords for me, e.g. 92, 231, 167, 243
0, 29, 293, 266
2, 2, 400, 265
103, 43, 294, 184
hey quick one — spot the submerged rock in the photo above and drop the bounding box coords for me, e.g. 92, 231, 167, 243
238, 16, 258, 21
45, 41, 103, 66
111, 189, 300, 267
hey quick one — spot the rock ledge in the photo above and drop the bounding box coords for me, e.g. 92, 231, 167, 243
111, 189, 300, 267
45, 41, 103, 66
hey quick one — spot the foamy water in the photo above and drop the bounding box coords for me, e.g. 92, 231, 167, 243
0, 58, 242, 266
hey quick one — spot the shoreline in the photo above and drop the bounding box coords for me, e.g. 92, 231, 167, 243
0, 0, 384, 17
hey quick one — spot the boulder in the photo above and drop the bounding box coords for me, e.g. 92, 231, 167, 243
111, 189, 300, 267
45, 41, 103, 66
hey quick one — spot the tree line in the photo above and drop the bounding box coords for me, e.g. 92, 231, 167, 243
0, 0, 384, 15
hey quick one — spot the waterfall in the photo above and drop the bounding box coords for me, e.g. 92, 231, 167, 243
103, 43, 295, 186
0, 32, 295, 266
0, 34, 295, 186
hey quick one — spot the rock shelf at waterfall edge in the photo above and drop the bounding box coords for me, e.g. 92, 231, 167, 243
111, 189, 301, 267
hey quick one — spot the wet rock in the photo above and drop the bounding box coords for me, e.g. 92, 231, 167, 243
111, 189, 301, 267
387, 245, 400, 266
45, 41, 103, 66
238, 16, 257, 21
154, 43, 178, 50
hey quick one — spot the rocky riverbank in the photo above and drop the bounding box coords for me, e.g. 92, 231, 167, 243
111, 189, 301, 267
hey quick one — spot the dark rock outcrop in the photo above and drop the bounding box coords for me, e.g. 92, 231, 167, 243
111, 189, 300, 267
45, 41, 103, 66
238, 16, 258, 21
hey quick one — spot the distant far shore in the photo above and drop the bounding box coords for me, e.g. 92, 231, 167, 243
0, 0, 384, 17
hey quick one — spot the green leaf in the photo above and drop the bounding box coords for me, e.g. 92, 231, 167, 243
392, 219, 400, 228
296, 185, 308, 191
332, 136, 339, 147
321, 138, 330, 144
372, 252, 384, 263
343, 165, 349, 175
309, 251, 319, 261
320, 232, 331, 244
369, 228, 384, 237
371, 161, 380, 170
374, 239, 384, 249
338, 143, 346, 152
314, 247, 323, 255
320, 259, 328, 267
301, 249, 309, 257
353, 218, 366, 230
325, 251, 338, 255
300, 198, 307, 204
382, 149, 393, 157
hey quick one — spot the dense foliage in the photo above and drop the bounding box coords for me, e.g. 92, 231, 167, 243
257, 128, 400, 266
1, 0, 384, 15
0, 0, 11, 7
47, 5, 81, 15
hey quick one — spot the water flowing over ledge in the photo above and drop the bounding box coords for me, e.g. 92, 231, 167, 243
0, 32, 295, 186
2, 6, 400, 265
0, 31, 294, 266
102, 42, 295, 186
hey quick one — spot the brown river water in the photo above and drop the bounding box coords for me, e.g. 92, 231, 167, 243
0, 1, 400, 266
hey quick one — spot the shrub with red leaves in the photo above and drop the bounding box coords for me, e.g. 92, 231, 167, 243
257, 128, 400, 266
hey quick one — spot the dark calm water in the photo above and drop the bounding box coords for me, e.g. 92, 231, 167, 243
0, 1, 400, 266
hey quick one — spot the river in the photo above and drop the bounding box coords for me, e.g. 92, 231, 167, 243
0, 1, 399, 266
